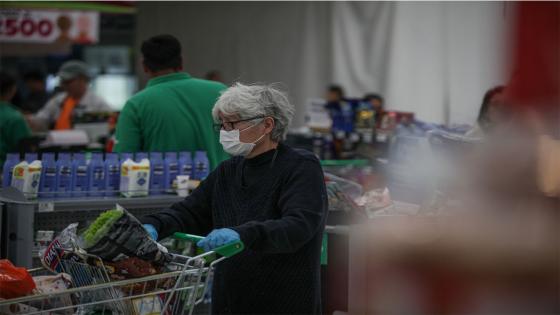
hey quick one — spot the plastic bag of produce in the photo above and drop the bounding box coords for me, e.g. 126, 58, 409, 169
0, 260, 36, 299
80, 205, 170, 265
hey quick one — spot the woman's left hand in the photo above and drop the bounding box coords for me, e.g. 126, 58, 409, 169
197, 228, 240, 252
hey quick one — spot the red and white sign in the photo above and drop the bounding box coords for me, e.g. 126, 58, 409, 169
0, 9, 99, 44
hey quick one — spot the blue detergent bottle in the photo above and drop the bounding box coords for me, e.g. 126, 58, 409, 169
105, 153, 120, 196
88, 152, 106, 197
24, 153, 38, 163
2, 153, 20, 188
178, 151, 193, 178
56, 153, 73, 198
135, 152, 148, 162
164, 152, 179, 193
71, 153, 89, 197
193, 151, 209, 180
149, 152, 165, 195
39, 153, 57, 198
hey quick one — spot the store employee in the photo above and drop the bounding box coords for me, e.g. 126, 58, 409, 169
29, 60, 111, 131
142, 83, 328, 314
114, 34, 229, 169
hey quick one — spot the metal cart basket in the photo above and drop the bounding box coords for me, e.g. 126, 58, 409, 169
0, 233, 243, 315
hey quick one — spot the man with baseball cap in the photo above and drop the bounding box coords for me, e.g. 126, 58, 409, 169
29, 60, 111, 131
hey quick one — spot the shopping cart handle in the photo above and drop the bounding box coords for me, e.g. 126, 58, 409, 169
173, 232, 244, 257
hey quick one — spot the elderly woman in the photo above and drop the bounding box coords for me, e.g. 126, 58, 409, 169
141, 83, 328, 314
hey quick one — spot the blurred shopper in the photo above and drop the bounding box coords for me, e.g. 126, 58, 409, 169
364, 93, 385, 126
141, 83, 327, 314
19, 70, 50, 114
326, 84, 345, 104
29, 60, 111, 131
466, 86, 506, 138
324, 84, 355, 132
114, 34, 228, 169
0, 72, 31, 168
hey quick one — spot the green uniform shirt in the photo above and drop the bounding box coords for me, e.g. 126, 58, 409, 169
114, 72, 229, 169
0, 101, 31, 168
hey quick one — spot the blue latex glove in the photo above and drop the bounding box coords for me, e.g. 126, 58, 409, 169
143, 224, 158, 240
197, 228, 240, 252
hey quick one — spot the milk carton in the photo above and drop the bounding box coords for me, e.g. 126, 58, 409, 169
120, 158, 150, 198
11, 160, 42, 199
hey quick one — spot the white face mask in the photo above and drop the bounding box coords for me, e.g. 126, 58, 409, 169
219, 122, 266, 156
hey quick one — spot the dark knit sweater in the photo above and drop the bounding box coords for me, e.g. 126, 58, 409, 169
141, 143, 328, 314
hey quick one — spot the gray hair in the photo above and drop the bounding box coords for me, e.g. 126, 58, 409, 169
212, 83, 295, 142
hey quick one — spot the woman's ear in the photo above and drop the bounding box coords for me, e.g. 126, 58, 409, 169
264, 117, 275, 134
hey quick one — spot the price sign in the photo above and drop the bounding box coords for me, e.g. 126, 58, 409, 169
0, 9, 98, 44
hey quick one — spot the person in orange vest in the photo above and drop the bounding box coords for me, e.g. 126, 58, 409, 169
28, 60, 111, 131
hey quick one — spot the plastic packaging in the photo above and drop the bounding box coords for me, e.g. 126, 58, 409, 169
2, 153, 20, 188
0, 260, 36, 299
179, 151, 193, 178
56, 153, 73, 198
71, 153, 89, 197
193, 151, 209, 180
39, 223, 80, 273
164, 152, 179, 193
149, 152, 165, 195
120, 158, 150, 197
39, 153, 57, 198
11, 160, 42, 199
80, 206, 170, 265
88, 152, 106, 197
105, 153, 120, 196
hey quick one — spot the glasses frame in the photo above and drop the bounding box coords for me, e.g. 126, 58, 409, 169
214, 116, 265, 132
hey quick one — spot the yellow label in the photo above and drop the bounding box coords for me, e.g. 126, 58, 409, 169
131, 166, 150, 171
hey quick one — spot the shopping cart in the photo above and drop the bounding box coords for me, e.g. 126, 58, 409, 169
0, 233, 244, 315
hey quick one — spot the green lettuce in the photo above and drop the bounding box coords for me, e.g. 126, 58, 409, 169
81, 209, 124, 248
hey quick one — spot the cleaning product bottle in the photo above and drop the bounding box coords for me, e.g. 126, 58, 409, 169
179, 151, 193, 178
24, 153, 38, 163
135, 152, 148, 162
39, 153, 57, 198
2, 153, 20, 188
72, 153, 89, 197
88, 152, 106, 197
193, 151, 209, 180
164, 152, 179, 193
149, 152, 165, 195
56, 153, 73, 198
105, 153, 120, 196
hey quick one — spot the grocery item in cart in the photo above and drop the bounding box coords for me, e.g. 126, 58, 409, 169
0, 260, 36, 299
33, 273, 74, 313
105, 257, 159, 280
40, 223, 83, 273
80, 207, 171, 265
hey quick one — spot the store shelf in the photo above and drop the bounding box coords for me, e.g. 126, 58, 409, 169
0, 187, 184, 268
320, 159, 370, 167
